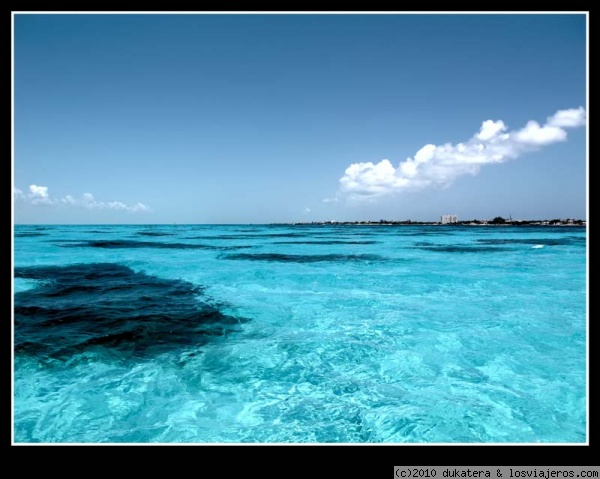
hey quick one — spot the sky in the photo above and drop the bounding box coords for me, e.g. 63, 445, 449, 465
13, 13, 587, 224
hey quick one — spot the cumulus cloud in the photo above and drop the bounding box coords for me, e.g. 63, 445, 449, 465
476, 120, 507, 141
14, 185, 151, 212
326, 107, 586, 202
513, 121, 567, 145
29, 185, 48, 198
546, 106, 586, 128
26, 184, 56, 205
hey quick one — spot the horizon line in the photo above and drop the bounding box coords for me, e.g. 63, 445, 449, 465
12, 218, 588, 226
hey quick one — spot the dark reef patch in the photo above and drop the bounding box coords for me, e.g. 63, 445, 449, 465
476, 238, 582, 246
57, 240, 251, 250
398, 230, 453, 236
15, 232, 47, 237
184, 235, 248, 240
414, 245, 514, 253
185, 232, 313, 240
419, 245, 511, 253
135, 231, 174, 237
14, 263, 245, 359
272, 240, 379, 245
220, 253, 386, 263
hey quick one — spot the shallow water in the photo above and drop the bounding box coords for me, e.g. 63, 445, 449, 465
13, 224, 587, 443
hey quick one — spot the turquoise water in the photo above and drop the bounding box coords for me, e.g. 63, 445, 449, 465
13, 224, 587, 443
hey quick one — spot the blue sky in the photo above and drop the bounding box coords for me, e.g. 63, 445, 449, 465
13, 13, 587, 224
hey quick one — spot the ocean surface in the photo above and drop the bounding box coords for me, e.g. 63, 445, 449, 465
13, 224, 587, 443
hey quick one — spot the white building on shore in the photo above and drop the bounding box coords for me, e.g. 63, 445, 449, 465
441, 214, 458, 224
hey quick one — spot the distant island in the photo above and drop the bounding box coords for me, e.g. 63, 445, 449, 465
280, 217, 586, 226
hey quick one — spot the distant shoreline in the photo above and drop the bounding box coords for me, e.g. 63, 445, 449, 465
280, 220, 587, 227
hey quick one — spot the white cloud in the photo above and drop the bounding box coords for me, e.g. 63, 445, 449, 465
129, 202, 150, 212
27, 184, 56, 205
304, 207, 311, 214
476, 120, 507, 141
107, 201, 127, 210
14, 184, 151, 213
329, 107, 586, 202
29, 185, 48, 198
546, 106, 586, 128
514, 121, 567, 145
